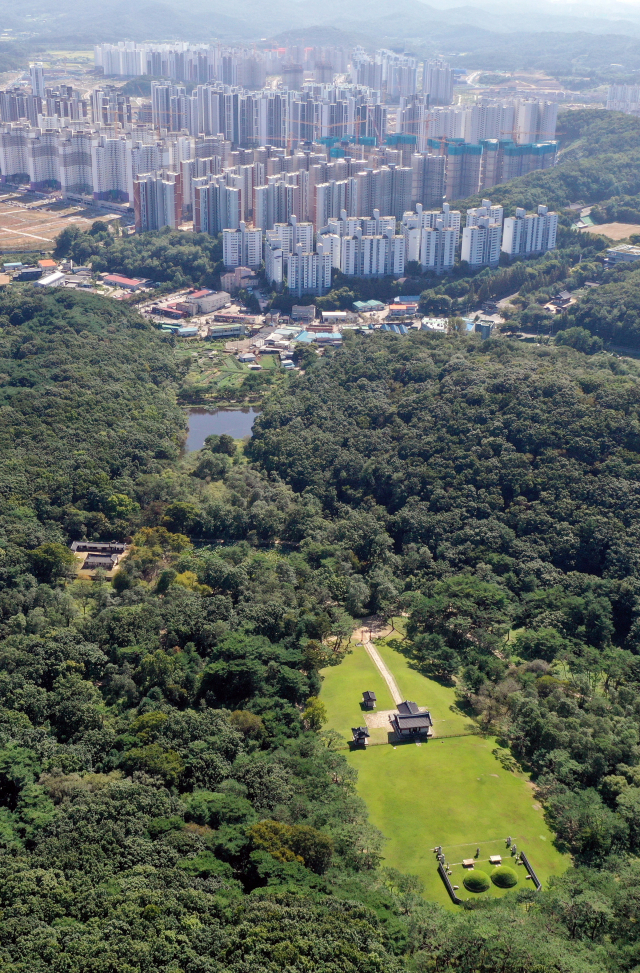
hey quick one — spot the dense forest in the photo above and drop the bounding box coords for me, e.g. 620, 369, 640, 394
2, 285, 640, 969
55, 223, 224, 291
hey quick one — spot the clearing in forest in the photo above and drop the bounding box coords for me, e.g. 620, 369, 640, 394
320, 628, 568, 907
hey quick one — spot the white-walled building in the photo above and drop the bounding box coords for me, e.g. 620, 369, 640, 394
286, 244, 332, 296
466, 198, 503, 228
402, 202, 461, 247
265, 238, 285, 288
222, 221, 263, 267
134, 169, 182, 231
339, 229, 404, 277
607, 84, 640, 115
461, 217, 501, 268
502, 204, 558, 257
29, 63, 45, 99
420, 222, 457, 274
422, 59, 453, 106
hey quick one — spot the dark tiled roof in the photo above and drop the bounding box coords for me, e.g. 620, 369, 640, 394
363, 691, 377, 701
351, 726, 370, 740
393, 714, 432, 730
397, 700, 420, 715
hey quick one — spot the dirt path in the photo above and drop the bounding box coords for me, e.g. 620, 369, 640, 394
355, 620, 402, 705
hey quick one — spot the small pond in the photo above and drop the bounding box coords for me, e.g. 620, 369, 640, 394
185, 407, 261, 452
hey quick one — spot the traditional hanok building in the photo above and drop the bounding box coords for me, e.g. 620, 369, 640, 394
390, 701, 433, 738
352, 726, 370, 746
362, 691, 377, 709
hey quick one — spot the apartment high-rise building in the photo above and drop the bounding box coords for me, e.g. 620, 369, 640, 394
607, 84, 640, 115
502, 204, 558, 257
286, 244, 331, 296
91, 87, 132, 127
91, 135, 135, 202
266, 214, 314, 257
386, 56, 419, 99
30, 63, 45, 99
151, 83, 188, 132
445, 142, 482, 201
514, 100, 558, 144
461, 216, 501, 268
222, 221, 263, 267
422, 59, 453, 106
420, 221, 457, 274
410, 152, 445, 208
27, 128, 61, 191
402, 203, 458, 272
265, 238, 285, 289
501, 140, 557, 182
338, 227, 404, 277
134, 169, 183, 231
193, 173, 241, 234
466, 198, 503, 228
0, 123, 30, 181
58, 130, 93, 196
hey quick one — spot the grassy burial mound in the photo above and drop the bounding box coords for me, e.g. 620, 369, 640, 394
463, 870, 491, 893
491, 865, 519, 888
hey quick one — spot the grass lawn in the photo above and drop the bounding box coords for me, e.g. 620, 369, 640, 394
373, 635, 472, 737
346, 738, 567, 907
320, 644, 395, 744
320, 623, 569, 907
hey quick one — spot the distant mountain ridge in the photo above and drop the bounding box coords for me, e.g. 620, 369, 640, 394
2, 0, 640, 76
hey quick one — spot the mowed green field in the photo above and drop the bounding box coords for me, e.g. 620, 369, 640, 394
320, 636, 569, 907
374, 637, 472, 737
321, 645, 395, 742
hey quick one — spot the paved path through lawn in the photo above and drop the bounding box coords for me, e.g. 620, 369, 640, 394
355, 624, 402, 704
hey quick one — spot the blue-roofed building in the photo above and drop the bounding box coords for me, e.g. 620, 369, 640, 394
354, 300, 386, 312
293, 330, 315, 343
314, 332, 343, 344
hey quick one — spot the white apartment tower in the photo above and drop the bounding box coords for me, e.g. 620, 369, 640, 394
222, 221, 263, 268
466, 199, 504, 228
286, 244, 332, 297
339, 229, 404, 277
502, 204, 558, 257
420, 221, 457, 274
461, 217, 501, 268
422, 59, 453, 106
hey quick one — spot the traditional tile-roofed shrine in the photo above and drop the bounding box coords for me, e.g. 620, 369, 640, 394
352, 726, 370, 746
390, 701, 433, 738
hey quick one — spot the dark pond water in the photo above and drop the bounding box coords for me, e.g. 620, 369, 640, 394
185, 407, 261, 452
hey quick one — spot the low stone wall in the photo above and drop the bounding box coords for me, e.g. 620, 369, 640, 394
520, 851, 542, 890
438, 861, 463, 905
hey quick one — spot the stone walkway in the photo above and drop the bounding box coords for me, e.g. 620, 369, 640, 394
356, 627, 403, 705
364, 708, 396, 729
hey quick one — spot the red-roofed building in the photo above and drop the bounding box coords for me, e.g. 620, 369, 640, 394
103, 274, 145, 291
